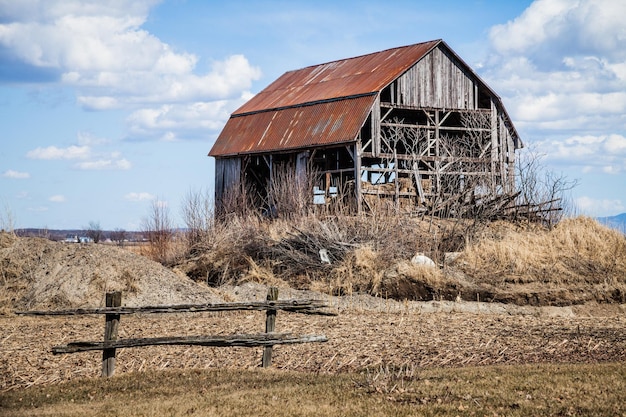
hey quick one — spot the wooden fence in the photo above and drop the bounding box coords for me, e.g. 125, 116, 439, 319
17, 287, 334, 377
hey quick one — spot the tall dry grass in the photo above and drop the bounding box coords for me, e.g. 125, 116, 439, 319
172, 175, 625, 303
457, 216, 626, 286
174, 205, 457, 299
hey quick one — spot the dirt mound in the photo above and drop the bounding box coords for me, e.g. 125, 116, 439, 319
0, 233, 221, 312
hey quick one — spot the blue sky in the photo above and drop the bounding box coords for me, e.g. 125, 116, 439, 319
1, 0, 625, 230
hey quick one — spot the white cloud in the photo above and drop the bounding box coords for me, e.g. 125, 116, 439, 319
483, 0, 626, 213
75, 158, 131, 170
49, 194, 66, 203
0, 1, 261, 105
0, 0, 261, 141
27, 132, 131, 170
77, 130, 109, 146
484, 0, 626, 135
126, 99, 238, 141
576, 196, 625, 217
490, 0, 626, 64
538, 134, 626, 173
125, 192, 155, 202
2, 169, 30, 179
26, 145, 90, 160
0, 3, 181, 73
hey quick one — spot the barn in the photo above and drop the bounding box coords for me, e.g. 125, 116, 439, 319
209, 39, 522, 217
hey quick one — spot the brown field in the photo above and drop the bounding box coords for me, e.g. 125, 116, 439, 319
2, 364, 626, 416
1, 301, 626, 416
2, 297, 625, 391
1, 217, 626, 415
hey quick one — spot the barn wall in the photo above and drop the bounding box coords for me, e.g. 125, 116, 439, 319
394, 45, 477, 109
215, 157, 241, 201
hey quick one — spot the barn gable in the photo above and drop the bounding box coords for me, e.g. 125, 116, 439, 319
210, 40, 522, 216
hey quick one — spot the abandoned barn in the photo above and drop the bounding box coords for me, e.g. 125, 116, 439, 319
209, 39, 522, 216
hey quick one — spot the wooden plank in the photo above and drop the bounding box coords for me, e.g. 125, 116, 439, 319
16, 299, 336, 316
52, 333, 328, 354
412, 161, 426, 204
361, 152, 491, 164
380, 121, 491, 133
355, 141, 362, 213
102, 291, 121, 378
262, 287, 279, 368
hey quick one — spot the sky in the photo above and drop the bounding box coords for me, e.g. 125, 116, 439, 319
1, 0, 625, 230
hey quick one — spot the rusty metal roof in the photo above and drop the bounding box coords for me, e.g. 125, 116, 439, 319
210, 39, 520, 157
209, 95, 376, 157
234, 40, 440, 115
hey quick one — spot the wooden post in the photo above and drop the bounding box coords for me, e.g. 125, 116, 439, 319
262, 287, 278, 368
102, 291, 121, 377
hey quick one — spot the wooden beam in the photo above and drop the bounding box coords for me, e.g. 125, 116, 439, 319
412, 161, 425, 204
491, 102, 498, 192
379, 102, 491, 114
53, 333, 328, 354
381, 121, 491, 133
355, 141, 363, 213
362, 167, 492, 177
16, 299, 336, 316
361, 152, 491, 164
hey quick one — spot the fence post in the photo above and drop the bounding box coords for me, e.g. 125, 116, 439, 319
262, 287, 279, 368
102, 291, 122, 377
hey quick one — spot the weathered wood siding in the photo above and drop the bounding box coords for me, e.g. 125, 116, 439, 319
393, 45, 478, 109
215, 157, 241, 199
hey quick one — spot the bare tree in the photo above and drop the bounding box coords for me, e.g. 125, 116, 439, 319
181, 188, 214, 250
0, 202, 15, 233
110, 228, 127, 246
142, 200, 174, 264
86, 221, 103, 243
515, 146, 578, 226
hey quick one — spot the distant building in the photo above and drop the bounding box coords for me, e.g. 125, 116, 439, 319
63, 234, 93, 243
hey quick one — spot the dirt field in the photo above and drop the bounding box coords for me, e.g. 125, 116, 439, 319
1, 233, 625, 392
2, 286, 625, 391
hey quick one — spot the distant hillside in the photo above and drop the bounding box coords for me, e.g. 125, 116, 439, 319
597, 213, 626, 233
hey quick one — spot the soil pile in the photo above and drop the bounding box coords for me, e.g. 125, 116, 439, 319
0, 233, 221, 312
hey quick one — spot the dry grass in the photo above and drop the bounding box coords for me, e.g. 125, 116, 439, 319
2, 363, 625, 416
3, 305, 625, 392
170, 214, 626, 304
457, 217, 626, 286
176, 213, 449, 293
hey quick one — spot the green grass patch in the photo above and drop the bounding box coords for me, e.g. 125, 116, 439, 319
1, 363, 625, 416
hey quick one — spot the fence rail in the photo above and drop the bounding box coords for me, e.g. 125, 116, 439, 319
17, 287, 334, 377
17, 300, 334, 316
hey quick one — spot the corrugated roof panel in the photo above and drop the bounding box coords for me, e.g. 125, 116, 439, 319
209, 95, 376, 157
234, 40, 439, 115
